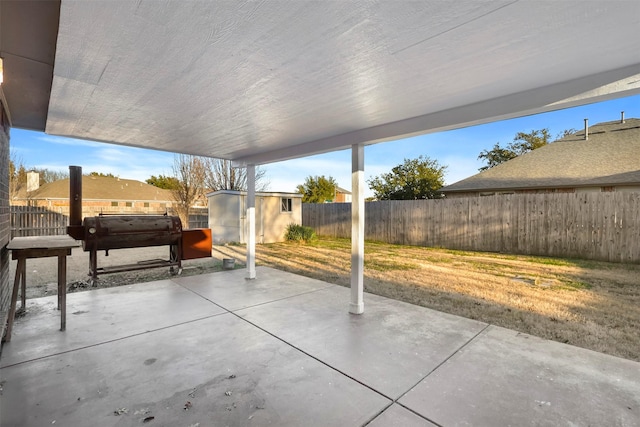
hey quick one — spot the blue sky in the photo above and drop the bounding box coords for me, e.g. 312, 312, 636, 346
10, 94, 640, 198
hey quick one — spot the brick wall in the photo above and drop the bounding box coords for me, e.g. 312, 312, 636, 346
0, 100, 11, 342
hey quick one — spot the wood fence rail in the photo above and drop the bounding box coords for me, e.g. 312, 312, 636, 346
302, 192, 640, 263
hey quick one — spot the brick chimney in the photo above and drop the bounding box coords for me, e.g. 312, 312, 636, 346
26, 171, 40, 192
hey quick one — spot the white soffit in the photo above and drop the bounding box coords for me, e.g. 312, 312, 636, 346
46, 1, 640, 165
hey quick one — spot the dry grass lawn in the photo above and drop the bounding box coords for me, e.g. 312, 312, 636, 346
214, 237, 640, 362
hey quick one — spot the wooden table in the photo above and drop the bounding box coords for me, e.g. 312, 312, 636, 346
5, 235, 81, 342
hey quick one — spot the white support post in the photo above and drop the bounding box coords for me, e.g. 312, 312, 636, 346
246, 164, 256, 279
350, 144, 365, 314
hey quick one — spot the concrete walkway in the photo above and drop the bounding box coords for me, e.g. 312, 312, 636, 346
1, 267, 638, 426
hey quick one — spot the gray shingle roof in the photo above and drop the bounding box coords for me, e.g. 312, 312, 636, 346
441, 118, 640, 193
21, 176, 174, 201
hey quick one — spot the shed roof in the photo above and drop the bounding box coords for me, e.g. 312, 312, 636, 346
207, 190, 302, 198
441, 118, 640, 193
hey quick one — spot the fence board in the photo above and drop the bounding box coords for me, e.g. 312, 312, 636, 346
302, 193, 640, 263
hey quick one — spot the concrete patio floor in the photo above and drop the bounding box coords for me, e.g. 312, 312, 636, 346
1, 267, 638, 426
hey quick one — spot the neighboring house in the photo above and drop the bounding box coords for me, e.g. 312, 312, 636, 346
441, 118, 640, 197
11, 175, 175, 216
208, 190, 302, 244
334, 186, 352, 203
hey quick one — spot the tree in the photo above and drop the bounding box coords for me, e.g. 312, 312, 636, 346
202, 158, 269, 192
296, 175, 337, 203
87, 171, 116, 178
146, 174, 180, 190
557, 128, 577, 139
9, 155, 27, 201
477, 142, 519, 170
170, 154, 206, 227
9, 153, 68, 200
367, 156, 447, 200
33, 168, 69, 184
477, 128, 573, 171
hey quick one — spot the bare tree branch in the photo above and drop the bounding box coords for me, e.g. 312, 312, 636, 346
170, 154, 206, 227
9, 152, 26, 201
203, 158, 269, 192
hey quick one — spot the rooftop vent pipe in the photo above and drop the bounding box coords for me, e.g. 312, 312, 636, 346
584, 118, 588, 140
621, 111, 625, 123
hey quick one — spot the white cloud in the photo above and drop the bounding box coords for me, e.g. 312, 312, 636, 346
80, 147, 173, 181
27, 163, 70, 172
37, 135, 105, 148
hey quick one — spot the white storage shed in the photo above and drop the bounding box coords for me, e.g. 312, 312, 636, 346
207, 191, 302, 244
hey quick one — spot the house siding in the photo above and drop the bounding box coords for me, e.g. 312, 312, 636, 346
335, 192, 352, 203
1, 101, 11, 343
611, 185, 640, 193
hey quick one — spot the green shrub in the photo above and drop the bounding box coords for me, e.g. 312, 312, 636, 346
285, 223, 317, 242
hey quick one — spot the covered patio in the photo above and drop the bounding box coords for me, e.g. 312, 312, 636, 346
2, 0, 640, 316
2, 267, 638, 426
2, 2, 640, 425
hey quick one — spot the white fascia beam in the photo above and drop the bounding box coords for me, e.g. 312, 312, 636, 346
232, 63, 640, 167
350, 144, 365, 315
547, 73, 640, 108
246, 164, 256, 279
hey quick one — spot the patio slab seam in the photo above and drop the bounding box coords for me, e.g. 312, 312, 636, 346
230, 303, 489, 427
224, 306, 394, 406
362, 323, 491, 427
0, 312, 229, 369
172, 276, 335, 313
396, 323, 490, 400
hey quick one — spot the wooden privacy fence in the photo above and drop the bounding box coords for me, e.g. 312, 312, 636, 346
11, 206, 210, 238
10, 206, 68, 238
302, 192, 640, 263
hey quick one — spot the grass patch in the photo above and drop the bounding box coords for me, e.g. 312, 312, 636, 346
309, 238, 350, 250
365, 259, 418, 272
556, 280, 593, 291
525, 256, 577, 267
442, 248, 475, 257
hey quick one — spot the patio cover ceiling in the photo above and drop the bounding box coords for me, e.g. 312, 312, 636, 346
2, 1, 640, 165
